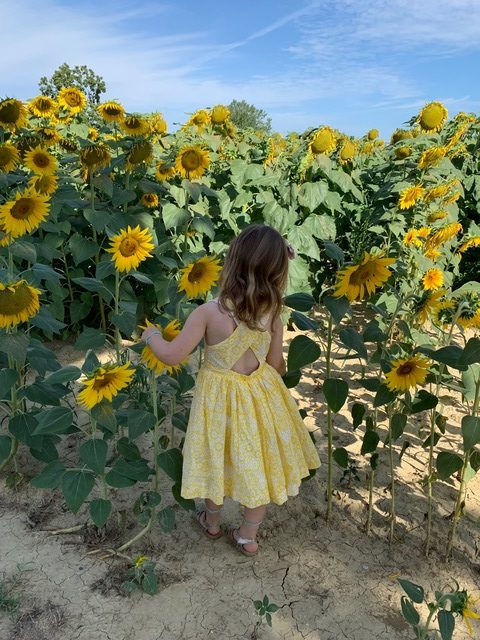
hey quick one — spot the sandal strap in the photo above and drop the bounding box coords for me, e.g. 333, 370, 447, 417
235, 535, 256, 545
196, 509, 219, 532
205, 505, 222, 514
243, 518, 262, 527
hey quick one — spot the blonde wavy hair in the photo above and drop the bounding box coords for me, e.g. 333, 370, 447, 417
218, 225, 289, 329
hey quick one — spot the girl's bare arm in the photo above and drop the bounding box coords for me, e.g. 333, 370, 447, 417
266, 315, 286, 375
141, 305, 207, 365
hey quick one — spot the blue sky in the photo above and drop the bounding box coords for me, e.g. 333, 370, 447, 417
2, 0, 480, 137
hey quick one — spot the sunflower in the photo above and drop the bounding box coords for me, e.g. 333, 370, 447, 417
417, 227, 431, 238
390, 129, 413, 144
175, 145, 210, 179
210, 105, 230, 125
460, 594, 480, 636
120, 115, 149, 136
413, 290, 445, 324
0, 190, 50, 237
28, 174, 58, 196
24, 146, 58, 176
385, 355, 430, 392
431, 222, 462, 246
367, 128, 379, 140
97, 101, 125, 123
28, 95, 57, 118
36, 126, 61, 146
333, 252, 395, 302
0, 221, 13, 248
80, 144, 111, 172
0, 144, 20, 173
57, 87, 86, 114
148, 112, 167, 136
78, 362, 135, 409
458, 236, 480, 253
417, 102, 448, 133
141, 193, 159, 208
427, 210, 448, 223
88, 127, 99, 141
178, 256, 222, 298
187, 109, 210, 130
310, 127, 336, 155
399, 184, 424, 209
437, 295, 480, 330
126, 140, 153, 170
403, 229, 421, 247
141, 320, 187, 375
0, 280, 42, 328
107, 225, 154, 272
395, 146, 412, 159
59, 138, 78, 153
0, 98, 28, 131
156, 161, 176, 181
16, 135, 41, 159
446, 123, 469, 150
418, 146, 446, 170
422, 268, 444, 291
339, 140, 356, 164
360, 141, 375, 155
442, 191, 461, 205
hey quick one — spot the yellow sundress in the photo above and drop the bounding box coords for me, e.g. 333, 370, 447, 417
181, 317, 321, 508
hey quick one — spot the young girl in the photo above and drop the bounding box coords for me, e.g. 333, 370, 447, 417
142, 224, 320, 556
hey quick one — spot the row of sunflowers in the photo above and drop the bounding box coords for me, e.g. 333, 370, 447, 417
0, 88, 479, 575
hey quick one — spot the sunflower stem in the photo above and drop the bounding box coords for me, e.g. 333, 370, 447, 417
62, 250, 75, 306
366, 467, 375, 535
325, 314, 334, 523
115, 512, 154, 553
7, 247, 14, 278
151, 373, 161, 492
89, 173, 107, 332
388, 411, 396, 544
446, 377, 480, 559
114, 269, 121, 363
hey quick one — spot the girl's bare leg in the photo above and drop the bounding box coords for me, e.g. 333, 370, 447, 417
204, 499, 222, 534
238, 504, 267, 553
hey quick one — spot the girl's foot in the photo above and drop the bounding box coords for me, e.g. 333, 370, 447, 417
231, 528, 258, 555
195, 502, 223, 539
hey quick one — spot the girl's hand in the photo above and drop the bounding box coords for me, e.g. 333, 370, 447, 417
142, 325, 162, 343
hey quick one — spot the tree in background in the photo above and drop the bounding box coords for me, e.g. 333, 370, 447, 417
39, 63, 106, 120
227, 99, 272, 133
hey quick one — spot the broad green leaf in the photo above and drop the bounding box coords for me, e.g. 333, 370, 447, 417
80, 439, 108, 474
411, 390, 438, 414
0, 435, 13, 464
158, 506, 176, 533
398, 579, 424, 604
112, 458, 151, 481
419, 346, 467, 371
323, 295, 351, 324
323, 241, 344, 264
69, 233, 99, 265
287, 335, 321, 371
172, 481, 195, 511
282, 369, 301, 388
297, 182, 328, 211
391, 413, 407, 441
162, 203, 190, 229
72, 277, 106, 293
339, 327, 368, 359
436, 452, 463, 480
290, 311, 319, 331
74, 327, 106, 350
30, 460, 65, 489
461, 415, 480, 451
351, 402, 365, 428
33, 407, 73, 435
0, 333, 29, 365
128, 409, 157, 440
373, 384, 397, 407
438, 610, 455, 640
460, 337, 480, 365
361, 431, 379, 455
44, 365, 82, 385
332, 447, 348, 468
61, 469, 95, 513
157, 448, 183, 483
284, 292, 315, 312
0, 369, 19, 400
400, 597, 420, 626
91, 403, 117, 433
89, 499, 112, 528
323, 378, 349, 412
142, 571, 158, 596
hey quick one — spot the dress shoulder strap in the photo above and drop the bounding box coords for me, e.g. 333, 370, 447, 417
209, 299, 239, 326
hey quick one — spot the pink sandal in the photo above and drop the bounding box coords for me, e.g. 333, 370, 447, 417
227, 517, 262, 557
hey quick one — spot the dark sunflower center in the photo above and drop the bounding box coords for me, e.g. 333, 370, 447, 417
129, 143, 151, 164
66, 93, 82, 107
11, 198, 34, 219
37, 98, 53, 112
125, 117, 141, 130
0, 149, 14, 166
119, 238, 139, 257
105, 106, 122, 116
91, 371, 117, 391
350, 263, 375, 285
188, 263, 205, 283
144, 194, 155, 203
397, 363, 414, 375
182, 151, 201, 171
0, 102, 20, 123
33, 153, 49, 168
0, 283, 34, 314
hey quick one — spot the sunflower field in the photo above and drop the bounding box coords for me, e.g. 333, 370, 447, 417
0, 89, 480, 570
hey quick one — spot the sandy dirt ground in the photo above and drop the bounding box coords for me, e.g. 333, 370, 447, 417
0, 326, 479, 640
